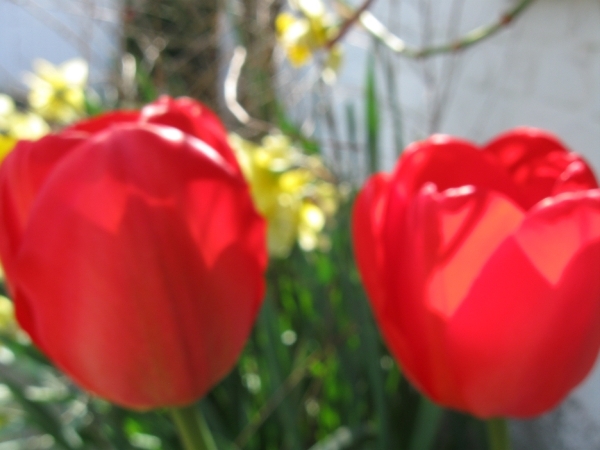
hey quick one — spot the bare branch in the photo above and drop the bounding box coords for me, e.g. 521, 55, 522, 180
336, 0, 536, 58
224, 46, 272, 132
326, 0, 375, 49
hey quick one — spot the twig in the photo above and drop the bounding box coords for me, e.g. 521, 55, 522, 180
336, 0, 536, 58
224, 46, 272, 132
326, 0, 376, 49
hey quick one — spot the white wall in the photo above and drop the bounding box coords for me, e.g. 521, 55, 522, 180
0, 0, 122, 99
325, 1, 600, 448
324, 0, 600, 173
441, 0, 600, 172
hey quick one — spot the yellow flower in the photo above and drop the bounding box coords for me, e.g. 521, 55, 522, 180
0, 295, 17, 337
229, 133, 338, 258
0, 136, 16, 161
24, 58, 88, 124
9, 112, 49, 140
298, 202, 325, 251
276, 0, 342, 69
0, 94, 15, 131
276, 13, 312, 67
0, 94, 49, 160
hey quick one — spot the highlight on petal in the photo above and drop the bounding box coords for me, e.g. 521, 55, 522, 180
553, 159, 598, 195
141, 96, 241, 175
515, 189, 600, 285
411, 184, 525, 318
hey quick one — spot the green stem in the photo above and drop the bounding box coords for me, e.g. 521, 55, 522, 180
170, 405, 217, 450
486, 418, 512, 450
407, 397, 443, 450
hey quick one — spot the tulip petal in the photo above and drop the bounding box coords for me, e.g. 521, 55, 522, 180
516, 190, 600, 285
0, 134, 86, 345
0, 134, 85, 277
381, 183, 524, 406
390, 135, 524, 207
353, 173, 449, 402
0, 133, 83, 348
352, 173, 390, 313
553, 159, 599, 196
12, 124, 266, 409
66, 110, 140, 134
354, 128, 600, 419
484, 128, 598, 208
448, 190, 600, 417
141, 96, 242, 176
419, 185, 525, 318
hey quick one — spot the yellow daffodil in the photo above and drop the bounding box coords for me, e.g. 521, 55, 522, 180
229, 133, 338, 258
276, 0, 343, 70
0, 93, 49, 160
24, 58, 88, 124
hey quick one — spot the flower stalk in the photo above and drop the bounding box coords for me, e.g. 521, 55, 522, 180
487, 418, 512, 450
170, 405, 217, 450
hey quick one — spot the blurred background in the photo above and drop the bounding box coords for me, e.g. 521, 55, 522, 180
1, 0, 600, 448
2, 0, 599, 169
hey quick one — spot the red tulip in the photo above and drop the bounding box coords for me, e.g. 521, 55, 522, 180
353, 128, 600, 418
0, 96, 267, 410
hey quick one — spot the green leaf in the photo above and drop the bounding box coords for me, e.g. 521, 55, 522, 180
381, 48, 404, 157
365, 48, 379, 174
407, 396, 443, 450
256, 297, 302, 450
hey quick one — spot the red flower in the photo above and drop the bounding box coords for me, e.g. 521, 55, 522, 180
353, 128, 600, 418
0, 96, 267, 410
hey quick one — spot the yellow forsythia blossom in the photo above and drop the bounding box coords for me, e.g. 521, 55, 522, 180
0, 137, 16, 160
230, 133, 338, 258
276, 0, 342, 72
24, 58, 88, 124
0, 296, 15, 333
0, 94, 49, 160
